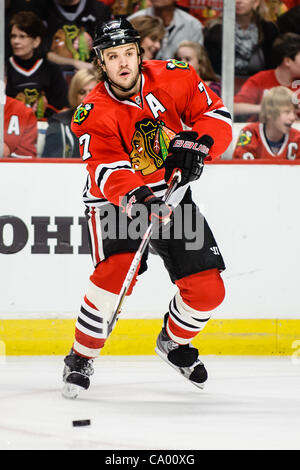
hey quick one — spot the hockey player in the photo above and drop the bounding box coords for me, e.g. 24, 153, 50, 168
233, 86, 300, 160
62, 19, 232, 398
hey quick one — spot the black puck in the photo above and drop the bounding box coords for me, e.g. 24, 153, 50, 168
72, 419, 91, 427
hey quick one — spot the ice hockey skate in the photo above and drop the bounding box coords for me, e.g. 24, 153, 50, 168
155, 316, 208, 389
62, 349, 94, 399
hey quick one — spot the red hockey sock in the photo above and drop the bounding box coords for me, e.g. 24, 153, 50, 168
166, 269, 225, 344
74, 252, 140, 358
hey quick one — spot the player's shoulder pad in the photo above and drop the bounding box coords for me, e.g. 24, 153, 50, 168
165, 59, 190, 71
72, 102, 94, 126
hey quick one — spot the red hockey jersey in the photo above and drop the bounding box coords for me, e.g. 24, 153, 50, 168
4, 96, 37, 158
233, 122, 300, 160
71, 60, 232, 207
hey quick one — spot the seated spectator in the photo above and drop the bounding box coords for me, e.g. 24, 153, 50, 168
4, 95, 37, 158
175, 40, 221, 96
233, 86, 300, 159
42, 68, 98, 158
204, 0, 279, 78
129, 15, 165, 60
234, 32, 300, 121
6, 11, 69, 120
5, 0, 48, 60
127, 0, 204, 60
44, 0, 111, 72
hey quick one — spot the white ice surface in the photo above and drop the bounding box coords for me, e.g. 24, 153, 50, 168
0, 355, 300, 450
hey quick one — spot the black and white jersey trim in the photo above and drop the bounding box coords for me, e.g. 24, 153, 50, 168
204, 106, 232, 127
95, 161, 134, 196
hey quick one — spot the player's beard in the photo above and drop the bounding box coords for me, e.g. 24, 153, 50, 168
108, 69, 141, 95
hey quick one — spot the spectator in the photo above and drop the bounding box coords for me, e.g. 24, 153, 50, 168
4, 95, 37, 158
42, 68, 98, 158
129, 15, 165, 60
204, 0, 279, 78
6, 11, 69, 120
277, 5, 300, 34
234, 32, 300, 121
175, 40, 221, 96
5, 0, 48, 60
127, 0, 204, 60
44, 0, 111, 72
233, 86, 300, 159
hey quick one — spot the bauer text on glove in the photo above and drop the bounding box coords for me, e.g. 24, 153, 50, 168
164, 132, 214, 186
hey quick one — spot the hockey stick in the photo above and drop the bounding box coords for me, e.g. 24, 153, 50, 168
107, 169, 182, 334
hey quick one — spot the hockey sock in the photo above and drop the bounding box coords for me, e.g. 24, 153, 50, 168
73, 252, 140, 358
73, 294, 107, 358
166, 269, 225, 345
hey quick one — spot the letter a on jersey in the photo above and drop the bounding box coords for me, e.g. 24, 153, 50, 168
7, 115, 20, 135
145, 93, 166, 119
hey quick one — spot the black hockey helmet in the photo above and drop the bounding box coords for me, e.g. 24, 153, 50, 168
93, 18, 141, 61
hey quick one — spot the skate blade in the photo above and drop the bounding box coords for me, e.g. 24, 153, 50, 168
155, 346, 206, 390
62, 383, 83, 399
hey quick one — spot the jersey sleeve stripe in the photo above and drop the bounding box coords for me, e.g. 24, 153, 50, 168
203, 106, 232, 127
95, 161, 134, 195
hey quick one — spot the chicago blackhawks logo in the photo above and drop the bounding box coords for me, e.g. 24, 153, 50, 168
166, 59, 189, 70
73, 103, 94, 125
130, 119, 176, 175
237, 130, 252, 146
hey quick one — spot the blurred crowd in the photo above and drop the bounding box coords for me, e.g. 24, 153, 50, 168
3, 0, 300, 160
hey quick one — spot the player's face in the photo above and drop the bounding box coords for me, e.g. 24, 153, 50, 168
76, 79, 98, 107
10, 25, 40, 60
141, 36, 161, 60
176, 46, 200, 74
102, 44, 140, 96
271, 107, 296, 135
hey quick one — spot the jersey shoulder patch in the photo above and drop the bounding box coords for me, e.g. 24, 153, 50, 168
166, 59, 189, 71
73, 103, 94, 125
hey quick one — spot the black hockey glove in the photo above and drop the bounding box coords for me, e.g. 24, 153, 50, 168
164, 131, 214, 186
121, 186, 173, 236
